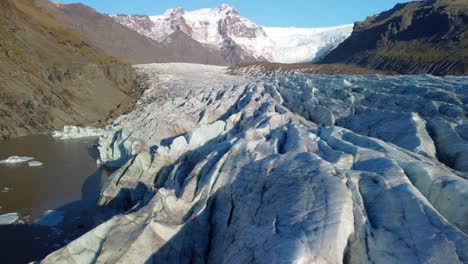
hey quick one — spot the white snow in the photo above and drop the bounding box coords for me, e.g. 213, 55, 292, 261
0, 156, 34, 164
250, 25, 352, 63
52, 125, 104, 139
0, 212, 19, 225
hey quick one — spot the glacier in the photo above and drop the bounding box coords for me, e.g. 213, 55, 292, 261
52, 125, 105, 139
41, 64, 468, 263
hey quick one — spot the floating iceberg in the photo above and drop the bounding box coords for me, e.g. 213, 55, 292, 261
34, 210, 64, 227
0, 156, 34, 164
1, 187, 12, 193
0, 213, 19, 225
28, 161, 43, 167
52, 125, 105, 139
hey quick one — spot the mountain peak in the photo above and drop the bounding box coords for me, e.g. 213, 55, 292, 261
163, 6, 185, 17
217, 4, 239, 15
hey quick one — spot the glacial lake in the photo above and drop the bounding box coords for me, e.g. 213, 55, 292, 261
0, 135, 111, 222
0, 135, 113, 263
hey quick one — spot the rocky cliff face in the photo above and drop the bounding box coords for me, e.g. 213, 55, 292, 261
40, 64, 468, 263
321, 0, 468, 75
0, 0, 137, 139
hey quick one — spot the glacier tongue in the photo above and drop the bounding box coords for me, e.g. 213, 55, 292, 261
41, 64, 468, 264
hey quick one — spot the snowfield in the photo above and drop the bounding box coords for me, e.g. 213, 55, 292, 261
41, 64, 468, 264
259, 25, 352, 63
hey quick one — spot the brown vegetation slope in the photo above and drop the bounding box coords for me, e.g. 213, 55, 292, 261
0, 0, 137, 139
321, 0, 468, 75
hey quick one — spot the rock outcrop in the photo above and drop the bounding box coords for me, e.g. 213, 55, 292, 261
321, 0, 468, 76
41, 64, 468, 263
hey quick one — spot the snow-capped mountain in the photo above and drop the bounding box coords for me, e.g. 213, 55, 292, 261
113, 4, 353, 64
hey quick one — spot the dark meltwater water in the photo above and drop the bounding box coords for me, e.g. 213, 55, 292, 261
0, 135, 113, 263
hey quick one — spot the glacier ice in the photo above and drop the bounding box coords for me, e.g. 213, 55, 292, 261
52, 125, 105, 139
41, 64, 468, 264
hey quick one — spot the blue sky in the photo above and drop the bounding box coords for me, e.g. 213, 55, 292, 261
54, 0, 411, 27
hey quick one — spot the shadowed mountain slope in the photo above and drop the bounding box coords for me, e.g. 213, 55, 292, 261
321, 0, 468, 75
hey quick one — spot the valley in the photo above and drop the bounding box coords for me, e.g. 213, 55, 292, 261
0, 0, 466, 263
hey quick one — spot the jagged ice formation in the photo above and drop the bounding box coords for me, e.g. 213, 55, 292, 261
41, 64, 468, 264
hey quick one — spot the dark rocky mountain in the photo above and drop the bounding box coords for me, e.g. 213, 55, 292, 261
0, 0, 137, 139
35, 1, 226, 65
160, 31, 227, 65
112, 6, 265, 65
321, 0, 468, 75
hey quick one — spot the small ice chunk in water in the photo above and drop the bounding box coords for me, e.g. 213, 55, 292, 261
1, 187, 12, 193
0, 156, 34, 164
28, 161, 43, 167
0, 213, 19, 225
35, 210, 64, 227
